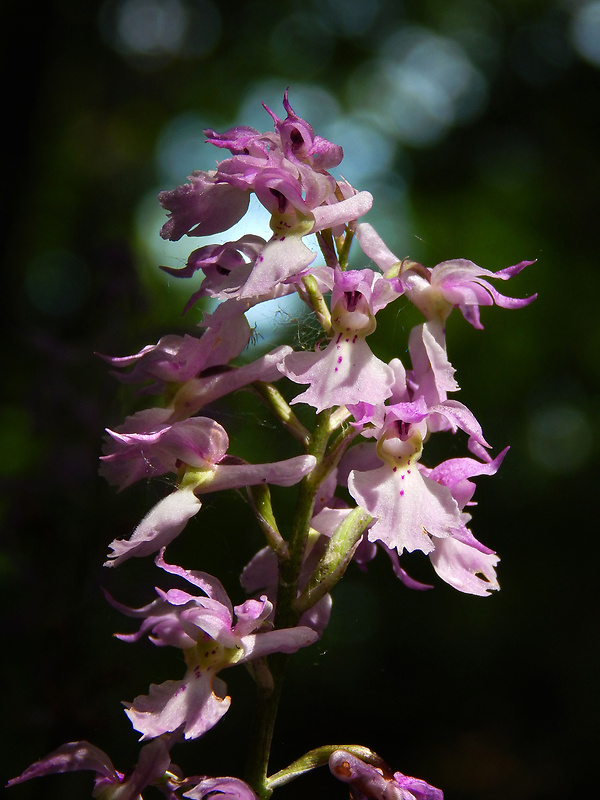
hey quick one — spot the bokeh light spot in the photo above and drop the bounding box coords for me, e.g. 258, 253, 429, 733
323, 114, 395, 183
99, 0, 220, 67
348, 26, 487, 147
156, 112, 223, 182
570, 1, 600, 67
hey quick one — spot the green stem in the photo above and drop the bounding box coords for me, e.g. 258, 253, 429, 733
244, 652, 288, 799
277, 409, 332, 627
244, 410, 333, 797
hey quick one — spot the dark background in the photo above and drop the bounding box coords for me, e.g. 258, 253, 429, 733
2, 1, 599, 798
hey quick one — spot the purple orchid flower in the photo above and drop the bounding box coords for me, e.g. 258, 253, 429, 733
341, 403, 508, 593
101, 403, 315, 493
346, 419, 466, 556
115, 551, 318, 741
329, 750, 443, 800
101, 415, 229, 491
160, 178, 354, 304
212, 102, 340, 215
161, 235, 267, 311
280, 268, 399, 412
103, 438, 316, 567
100, 311, 252, 392
242, 183, 372, 293
356, 222, 536, 328
225, 180, 371, 303
402, 257, 537, 329
159, 94, 372, 313
99, 321, 299, 491
262, 88, 344, 170
101, 415, 316, 490
7, 737, 186, 800
101, 406, 316, 567
422, 448, 509, 595
162, 182, 368, 326
159, 170, 251, 241
344, 391, 495, 552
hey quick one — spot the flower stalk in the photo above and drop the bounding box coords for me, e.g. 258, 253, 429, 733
8, 88, 536, 800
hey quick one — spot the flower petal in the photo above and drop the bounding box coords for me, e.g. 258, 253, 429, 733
104, 489, 201, 567
430, 536, 500, 596
7, 741, 119, 788
125, 673, 230, 741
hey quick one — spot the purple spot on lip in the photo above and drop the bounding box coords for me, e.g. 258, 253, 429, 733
399, 490, 404, 496
337, 356, 343, 364
393, 466, 397, 472
334, 367, 338, 372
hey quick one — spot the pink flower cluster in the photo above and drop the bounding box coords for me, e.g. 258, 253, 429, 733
99, 93, 534, 600
9, 90, 535, 800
